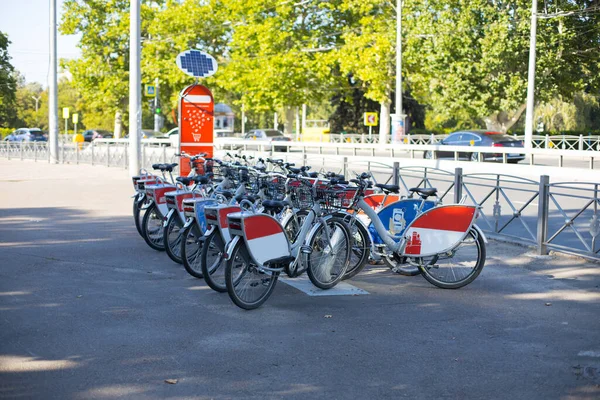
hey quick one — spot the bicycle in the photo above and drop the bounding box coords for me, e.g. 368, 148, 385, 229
342, 173, 487, 289
223, 176, 353, 310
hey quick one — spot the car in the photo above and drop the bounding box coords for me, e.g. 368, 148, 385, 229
82, 129, 114, 142
239, 129, 292, 152
4, 128, 47, 142
424, 130, 525, 163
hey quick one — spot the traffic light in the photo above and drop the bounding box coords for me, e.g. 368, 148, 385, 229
155, 107, 161, 115
148, 99, 155, 113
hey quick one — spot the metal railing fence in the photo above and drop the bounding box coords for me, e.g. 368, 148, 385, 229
327, 133, 600, 150
2, 141, 598, 260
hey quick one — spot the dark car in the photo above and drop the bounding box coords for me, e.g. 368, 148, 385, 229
83, 129, 114, 142
424, 130, 525, 163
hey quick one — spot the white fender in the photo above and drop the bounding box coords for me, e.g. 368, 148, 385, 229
472, 223, 488, 244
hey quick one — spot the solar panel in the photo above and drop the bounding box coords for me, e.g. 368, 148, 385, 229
176, 50, 218, 78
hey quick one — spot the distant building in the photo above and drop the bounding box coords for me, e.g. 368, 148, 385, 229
214, 103, 234, 133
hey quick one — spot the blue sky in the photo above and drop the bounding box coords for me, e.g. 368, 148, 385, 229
1, 0, 81, 86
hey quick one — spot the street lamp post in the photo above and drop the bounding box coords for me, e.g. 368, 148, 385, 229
524, 0, 538, 150
391, 0, 405, 144
128, 0, 141, 176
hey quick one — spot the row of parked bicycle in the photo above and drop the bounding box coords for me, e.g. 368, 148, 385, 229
131, 152, 487, 309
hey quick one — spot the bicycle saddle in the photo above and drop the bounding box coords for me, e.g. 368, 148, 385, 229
193, 175, 210, 185
176, 177, 193, 185
409, 187, 438, 198
288, 167, 302, 174
217, 190, 234, 199
307, 172, 319, 178
376, 183, 400, 194
152, 163, 164, 170
235, 194, 257, 204
262, 199, 286, 211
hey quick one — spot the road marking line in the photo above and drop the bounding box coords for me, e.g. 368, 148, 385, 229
578, 350, 600, 357
280, 275, 369, 296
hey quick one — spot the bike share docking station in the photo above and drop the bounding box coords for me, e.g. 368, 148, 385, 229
176, 50, 218, 176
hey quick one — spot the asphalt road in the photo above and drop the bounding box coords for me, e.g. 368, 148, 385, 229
1, 160, 599, 400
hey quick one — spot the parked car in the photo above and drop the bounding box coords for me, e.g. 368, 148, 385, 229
82, 129, 114, 142
238, 129, 292, 152
424, 130, 525, 163
4, 128, 47, 142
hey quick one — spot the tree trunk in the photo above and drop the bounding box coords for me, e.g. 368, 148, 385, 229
114, 110, 122, 138
379, 100, 391, 144
284, 106, 294, 135
484, 103, 527, 132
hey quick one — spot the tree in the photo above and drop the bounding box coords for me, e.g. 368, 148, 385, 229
0, 32, 18, 128
401, 0, 600, 132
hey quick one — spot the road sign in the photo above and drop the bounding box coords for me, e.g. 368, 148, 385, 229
63, 108, 69, 119
145, 85, 156, 97
364, 112, 378, 127
72, 113, 79, 124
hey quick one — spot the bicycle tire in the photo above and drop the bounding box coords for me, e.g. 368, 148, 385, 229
201, 229, 227, 292
225, 239, 278, 310
164, 212, 184, 264
418, 228, 486, 289
133, 195, 149, 237
339, 214, 371, 280
181, 223, 204, 279
383, 254, 420, 276
141, 203, 165, 251
306, 217, 351, 289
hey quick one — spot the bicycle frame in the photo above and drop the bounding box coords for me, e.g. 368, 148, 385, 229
357, 197, 485, 257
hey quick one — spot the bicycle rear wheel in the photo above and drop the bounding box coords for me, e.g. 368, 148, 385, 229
133, 195, 149, 237
181, 223, 204, 278
418, 228, 486, 289
141, 203, 165, 251
201, 229, 227, 292
341, 216, 371, 280
164, 212, 184, 264
306, 218, 351, 289
225, 239, 278, 310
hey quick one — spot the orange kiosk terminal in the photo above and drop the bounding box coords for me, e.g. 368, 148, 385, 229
176, 50, 218, 176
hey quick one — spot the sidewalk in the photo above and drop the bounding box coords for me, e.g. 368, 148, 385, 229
0, 159, 599, 399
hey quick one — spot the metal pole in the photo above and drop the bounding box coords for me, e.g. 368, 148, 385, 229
153, 77, 160, 131
128, 0, 142, 176
454, 167, 463, 203
395, 0, 403, 133
241, 104, 245, 136
48, 0, 59, 164
342, 157, 348, 179
537, 175, 550, 255
392, 161, 400, 187
524, 0, 537, 150
301, 104, 307, 133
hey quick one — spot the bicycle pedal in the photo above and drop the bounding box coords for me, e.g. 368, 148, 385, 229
300, 245, 312, 254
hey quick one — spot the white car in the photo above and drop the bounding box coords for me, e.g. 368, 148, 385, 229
238, 129, 292, 152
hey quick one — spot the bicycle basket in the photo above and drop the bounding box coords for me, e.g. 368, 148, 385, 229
290, 185, 314, 209
318, 187, 358, 212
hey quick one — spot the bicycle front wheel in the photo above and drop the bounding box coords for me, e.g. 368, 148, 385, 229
141, 203, 165, 251
418, 228, 486, 289
306, 218, 351, 289
181, 223, 204, 279
201, 229, 227, 292
164, 212, 184, 264
225, 239, 278, 310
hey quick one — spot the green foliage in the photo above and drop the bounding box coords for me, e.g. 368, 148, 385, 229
0, 32, 18, 128
54, 0, 600, 134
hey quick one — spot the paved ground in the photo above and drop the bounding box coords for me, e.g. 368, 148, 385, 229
1, 159, 599, 400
